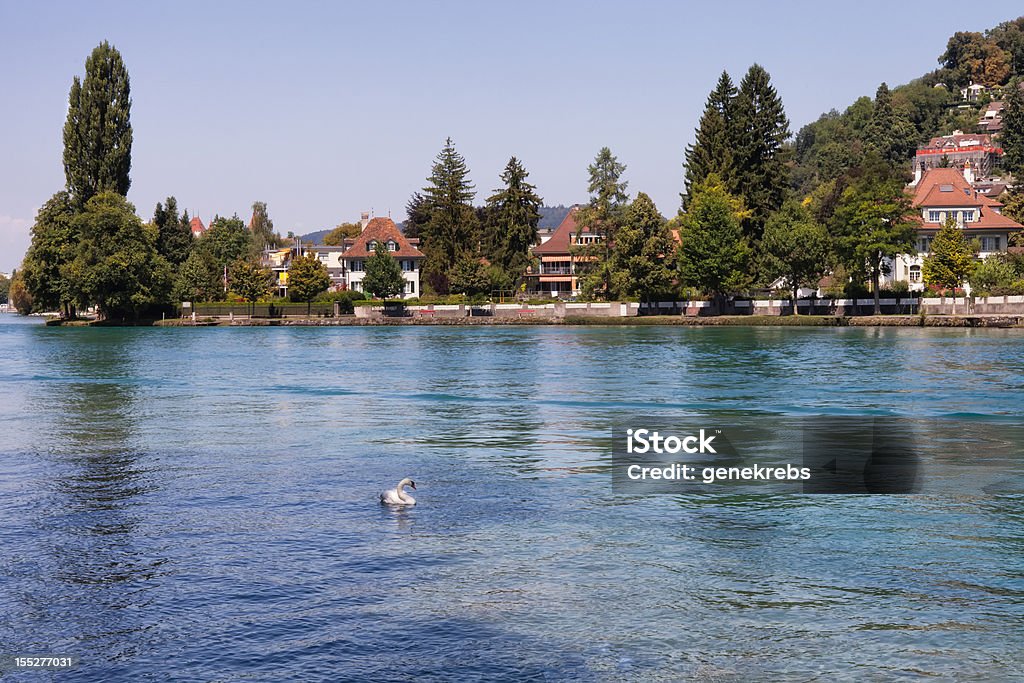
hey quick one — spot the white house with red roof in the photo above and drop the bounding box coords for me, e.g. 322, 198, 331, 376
889, 167, 1023, 291
342, 217, 423, 298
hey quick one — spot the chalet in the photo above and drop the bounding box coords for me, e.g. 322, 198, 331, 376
342, 217, 423, 298
526, 207, 599, 298
889, 167, 1023, 291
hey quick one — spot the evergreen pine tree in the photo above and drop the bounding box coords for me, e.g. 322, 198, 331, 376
575, 147, 629, 299
403, 192, 432, 239
732, 64, 791, 241
684, 71, 737, 207
153, 196, 193, 265
421, 137, 478, 294
483, 157, 543, 285
1002, 79, 1024, 174
610, 192, 675, 304
865, 83, 916, 170
62, 41, 133, 206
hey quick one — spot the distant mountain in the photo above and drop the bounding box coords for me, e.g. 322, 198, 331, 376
538, 205, 573, 229
298, 229, 331, 245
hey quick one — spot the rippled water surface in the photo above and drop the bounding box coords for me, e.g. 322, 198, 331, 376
1, 317, 1022, 681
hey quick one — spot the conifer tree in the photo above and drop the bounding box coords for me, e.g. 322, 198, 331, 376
62, 41, 133, 206
153, 196, 193, 265
483, 157, 543, 284
610, 192, 675, 304
732, 64, 791, 241
403, 192, 431, 239
865, 83, 916, 170
575, 147, 629, 299
684, 71, 738, 207
421, 138, 478, 293
1002, 78, 1024, 174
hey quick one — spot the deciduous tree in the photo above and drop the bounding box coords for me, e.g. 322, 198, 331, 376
924, 215, 975, 312
63, 41, 132, 206
229, 260, 272, 315
761, 199, 832, 314
287, 253, 331, 314
610, 192, 675, 304
20, 191, 79, 317
362, 242, 405, 299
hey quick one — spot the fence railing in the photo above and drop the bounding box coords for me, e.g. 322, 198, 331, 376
191, 302, 337, 318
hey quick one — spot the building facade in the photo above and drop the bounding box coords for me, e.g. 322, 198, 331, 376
342, 217, 423, 298
526, 207, 599, 298
889, 167, 1023, 291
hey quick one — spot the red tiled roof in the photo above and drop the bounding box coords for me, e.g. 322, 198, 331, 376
910, 168, 1023, 231
533, 207, 595, 255
190, 216, 206, 234
343, 217, 424, 258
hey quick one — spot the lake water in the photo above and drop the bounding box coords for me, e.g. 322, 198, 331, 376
1, 316, 1022, 681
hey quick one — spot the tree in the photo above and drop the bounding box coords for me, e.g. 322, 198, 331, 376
9, 271, 32, 314
20, 191, 79, 317
924, 216, 975, 313
153, 196, 192, 265
1001, 78, 1024, 175
865, 83, 916, 170
448, 253, 490, 298
684, 71, 738, 206
175, 249, 222, 303
610, 192, 675, 304
323, 222, 362, 246
362, 242, 405, 299
421, 137, 478, 294
676, 174, 751, 303
63, 41, 132, 206
249, 201, 281, 256
287, 253, 331, 314
0, 273, 9, 305
229, 260, 272, 315
831, 156, 917, 314
197, 215, 253, 270
66, 192, 173, 320
403, 192, 432, 239
482, 156, 543, 285
731, 64, 791, 241
575, 147, 630, 299
761, 199, 832, 314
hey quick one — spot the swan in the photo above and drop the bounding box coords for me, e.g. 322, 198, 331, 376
380, 477, 417, 505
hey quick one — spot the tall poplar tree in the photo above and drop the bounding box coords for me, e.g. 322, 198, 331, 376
249, 201, 281, 256
732, 64, 791, 241
483, 157, 543, 283
684, 71, 738, 207
62, 41, 133, 206
575, 147, 629, 299
421, 137, 478, 294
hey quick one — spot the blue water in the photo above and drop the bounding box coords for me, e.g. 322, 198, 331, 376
0, 316, 1022, 681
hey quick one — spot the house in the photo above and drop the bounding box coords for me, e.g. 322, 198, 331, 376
912, 131, 1004, 180
342, 217, 423, 298
302, 245, 348, 291
888, 167, 1023, 291
525, 207, 599, 298
978, 101, 1005, 134
189, 216, 207, 238
960, 83, 988, 102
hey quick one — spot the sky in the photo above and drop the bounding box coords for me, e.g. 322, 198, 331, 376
0, 0, 1016, 273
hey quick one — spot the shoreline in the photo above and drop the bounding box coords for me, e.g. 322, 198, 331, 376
45, 314, 1024, 328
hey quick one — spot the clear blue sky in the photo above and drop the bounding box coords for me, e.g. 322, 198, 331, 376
0, 0, 1013, 272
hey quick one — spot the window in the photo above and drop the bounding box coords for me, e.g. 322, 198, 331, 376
917, 237, 933, 253
909, 265, 921, 283
387, 241, 397, 252
349, 260, 363, 272
367, 240, 378, 251
401, 260, 415, 272
981, 236, 1000, 252
406, 280, 416, 294
351, 282, 361, 292
963, 210, 975, 223
927, 210, 942, 223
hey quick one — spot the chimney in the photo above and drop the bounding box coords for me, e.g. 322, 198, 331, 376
913, 160, 923, 186
963, 160, 974, 184
360, 211, 370, 230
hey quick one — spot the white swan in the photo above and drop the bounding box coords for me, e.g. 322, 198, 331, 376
380, 477, 417, 505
